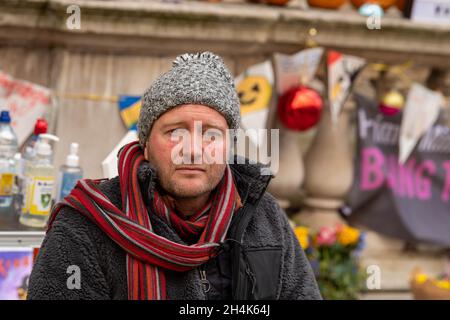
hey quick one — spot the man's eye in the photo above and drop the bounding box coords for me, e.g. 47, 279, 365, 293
204, 132, 222, 140
165, 128, 178, 134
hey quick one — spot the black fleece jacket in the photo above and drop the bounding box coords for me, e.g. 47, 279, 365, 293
27, 160, 322, 300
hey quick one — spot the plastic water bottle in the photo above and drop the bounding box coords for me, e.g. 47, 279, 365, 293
56, 142, 83, 202
0, 111, 19, 209
20, 134, 59, 228
13, 152, 25, 214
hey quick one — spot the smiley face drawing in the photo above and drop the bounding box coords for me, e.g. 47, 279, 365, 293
237, 75, 272, 116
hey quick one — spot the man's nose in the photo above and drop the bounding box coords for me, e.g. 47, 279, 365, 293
188, 130, 203, 164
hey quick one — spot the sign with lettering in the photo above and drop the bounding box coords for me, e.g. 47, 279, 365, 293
411, 0, 450, 25
345, 94, 450, 246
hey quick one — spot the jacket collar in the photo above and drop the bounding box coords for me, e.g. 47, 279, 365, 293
228, 155, 273, 206
137, 155, 273, 207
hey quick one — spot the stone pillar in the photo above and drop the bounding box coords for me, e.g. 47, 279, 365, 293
267, 120, 304, 209
302, 102, 355, 210
289, 98, 354, 229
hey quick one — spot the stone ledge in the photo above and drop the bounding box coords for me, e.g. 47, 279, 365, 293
360, 255, 446, 291
0, 0, 450, 66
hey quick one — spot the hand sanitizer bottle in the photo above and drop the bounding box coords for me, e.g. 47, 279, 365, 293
56, 142, 83, 203
20, 134, 59, 228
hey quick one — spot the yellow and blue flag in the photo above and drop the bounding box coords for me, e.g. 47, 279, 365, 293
118, 95, 141, 130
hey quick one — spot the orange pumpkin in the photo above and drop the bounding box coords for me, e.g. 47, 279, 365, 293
266, 0, 291, 5
307, 0, 347, 9
351, 0, 398, 10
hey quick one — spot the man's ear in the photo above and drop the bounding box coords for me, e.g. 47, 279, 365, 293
144, 141, 149, 161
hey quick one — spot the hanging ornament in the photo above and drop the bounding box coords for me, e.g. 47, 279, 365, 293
351, 0, 397, 10
358, 3, 384, 17
277, 86, 323, 131
379, 89, 405, 116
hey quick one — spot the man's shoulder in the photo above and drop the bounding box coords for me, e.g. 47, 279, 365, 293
97, 176, 122, 207
49, 177, 122, 243
255, 191, 288, 226
50, 203, 105, 245
243, 192, 289, 247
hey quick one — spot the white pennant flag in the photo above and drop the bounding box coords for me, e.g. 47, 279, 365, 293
273, 47, 324, 95
327, 51, 366, 124
399, 83, 443, 164
235, 60, 274, 148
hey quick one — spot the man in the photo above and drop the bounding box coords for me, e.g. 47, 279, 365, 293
28, 52, 321, 300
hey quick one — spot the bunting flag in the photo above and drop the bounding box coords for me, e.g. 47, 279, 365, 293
399, 83, 443, 164
118, 95, 141, 130
235, 61, 274, 148
327, 51, 366, 124
273, 47, 324, 131
274, 47, 324, 95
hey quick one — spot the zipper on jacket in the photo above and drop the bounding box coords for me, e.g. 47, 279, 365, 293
230, 204, 253, 299
245, 260, 256, 296
199, 265, 211, 294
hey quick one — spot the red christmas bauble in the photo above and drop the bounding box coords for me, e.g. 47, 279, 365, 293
277, 86, 323, 131
379, 103, 401, 116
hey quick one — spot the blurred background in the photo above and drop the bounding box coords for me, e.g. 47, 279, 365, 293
0, 0, 450, 300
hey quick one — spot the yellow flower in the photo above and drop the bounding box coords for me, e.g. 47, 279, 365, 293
415, 273, 428, 284
434, 279, 450, 290
294, 226, 310, 249
337, 225, 360, 246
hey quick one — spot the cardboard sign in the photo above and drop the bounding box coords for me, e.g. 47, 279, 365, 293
0, 71, 51, 145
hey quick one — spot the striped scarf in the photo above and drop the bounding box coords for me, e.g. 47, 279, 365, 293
48, 141, 238, 300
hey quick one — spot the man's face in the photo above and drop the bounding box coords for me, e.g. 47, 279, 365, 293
144, 104, 229, 199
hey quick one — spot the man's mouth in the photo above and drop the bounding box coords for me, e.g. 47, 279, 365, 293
175, 166, 206, 173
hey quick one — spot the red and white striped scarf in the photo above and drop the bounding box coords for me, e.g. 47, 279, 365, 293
48, 141, 239, 300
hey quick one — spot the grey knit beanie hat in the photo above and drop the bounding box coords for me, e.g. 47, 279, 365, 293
137, 52, 241, 148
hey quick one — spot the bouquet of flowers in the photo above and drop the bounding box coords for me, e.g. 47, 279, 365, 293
294, 224, 366, 300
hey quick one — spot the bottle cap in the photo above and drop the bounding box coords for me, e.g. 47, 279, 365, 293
34, 119, 48, 135
66, 142, 80, 167
36, 134, 59, 156
0, 111, 11, 123
36, 141, 51, 156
